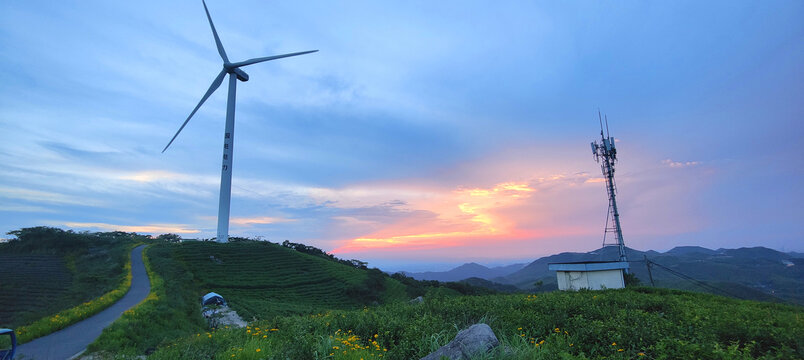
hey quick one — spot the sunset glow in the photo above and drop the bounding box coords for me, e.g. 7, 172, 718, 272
63, 222, 200, 234
1, 1, 801, 268
331, 181, 536, 253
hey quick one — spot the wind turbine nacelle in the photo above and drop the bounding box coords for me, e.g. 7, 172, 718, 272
232, 67, 249, 82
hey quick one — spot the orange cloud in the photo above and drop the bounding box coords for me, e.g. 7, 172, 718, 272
584, 177, 606, 183
118, 170, 186, 183
331, 181, 535, 254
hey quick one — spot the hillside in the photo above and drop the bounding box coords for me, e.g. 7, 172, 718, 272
89, 239, 493, 354
494, 246, 804, 304
142, 287, 803, 359
171, 241, 409, 320
403, 262, 526, 282
0, 227, 140, 329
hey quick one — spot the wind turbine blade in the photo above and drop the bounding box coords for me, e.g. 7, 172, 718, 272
230, 50, 318, 68
202, 0, 229, 63
163, 70, 227, 153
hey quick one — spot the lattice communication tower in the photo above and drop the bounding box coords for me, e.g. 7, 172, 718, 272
591, 112, 628, 265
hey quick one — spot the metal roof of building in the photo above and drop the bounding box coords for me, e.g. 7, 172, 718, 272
548, 261, 629, 272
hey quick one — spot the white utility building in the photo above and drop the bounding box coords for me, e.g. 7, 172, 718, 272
547, 261, 629, 291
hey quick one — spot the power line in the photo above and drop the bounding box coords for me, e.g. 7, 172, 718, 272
630, 258, 744, 300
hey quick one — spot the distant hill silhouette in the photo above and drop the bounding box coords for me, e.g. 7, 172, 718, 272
399, 245, 804, 304
787, 251, 804, 258
401, 262, 525, 282
490, 245, 803, 304
664, 246, 719, 256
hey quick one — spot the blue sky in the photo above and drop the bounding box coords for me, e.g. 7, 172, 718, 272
1, 1, 801, 271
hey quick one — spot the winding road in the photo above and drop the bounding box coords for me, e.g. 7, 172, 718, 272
17, 244, 151, 360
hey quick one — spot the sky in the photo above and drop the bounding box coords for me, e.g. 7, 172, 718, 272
1, 1, 802, 272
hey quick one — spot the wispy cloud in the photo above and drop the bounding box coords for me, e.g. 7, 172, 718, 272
662, 159, 701, 168
117, 170, 189, 183
62, 222, 200, 234
230, 216, 296, 226
0, 186, 102, 207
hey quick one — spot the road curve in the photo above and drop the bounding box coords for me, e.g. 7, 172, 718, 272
17, 244, 151, 360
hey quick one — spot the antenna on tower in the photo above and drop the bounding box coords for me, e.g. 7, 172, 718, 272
591, 112, 628, 268
598, 109, 604, 136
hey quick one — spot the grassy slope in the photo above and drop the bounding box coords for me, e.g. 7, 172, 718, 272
148, 287, 804, 360
89, 241, 411, 355
89, 244, 207, 355
0, 254, 72, 327
86, 240, 804, 359
0, 227, 139, 330
173, 241, 408, 320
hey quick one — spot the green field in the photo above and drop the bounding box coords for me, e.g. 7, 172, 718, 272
172, 241, 408, 320
89, 240, 415, 355
144, 287, 803, 359
86, 239, 804, 359
4, 230, 802, 359
0, 255, 72, 327
0, 227, 140, 329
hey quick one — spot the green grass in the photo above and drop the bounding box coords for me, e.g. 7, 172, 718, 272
14, 258, 132, 343
172, 241, 408, 320
146, 287, 803, 360
88, 241, 412, 355
50, 236, 802, 359
0, 227, 144, 342
88, 244, 207, 355
0, 254, 73, 327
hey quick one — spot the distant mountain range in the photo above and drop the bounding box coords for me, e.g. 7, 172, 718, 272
400, 262, 526, 282
399, 246, 804, 305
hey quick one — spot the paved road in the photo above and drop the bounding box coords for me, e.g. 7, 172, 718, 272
17, 245, 151, 360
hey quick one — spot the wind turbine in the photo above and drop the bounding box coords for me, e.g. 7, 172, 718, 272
163, 0, 317, 243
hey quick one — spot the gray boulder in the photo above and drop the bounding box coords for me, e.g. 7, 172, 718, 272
410, 296, 424, 304
420, 323, 499, 360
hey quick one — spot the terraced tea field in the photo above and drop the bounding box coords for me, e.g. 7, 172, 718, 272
0, 255, 73, 327
170, 242, 408, 319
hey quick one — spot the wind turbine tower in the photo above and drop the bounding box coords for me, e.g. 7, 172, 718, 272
163, 0, 317, 242
591, 112, 628, 265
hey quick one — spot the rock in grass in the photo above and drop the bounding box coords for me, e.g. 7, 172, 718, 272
410, 296, 424, 304
420, 323, 499, 360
